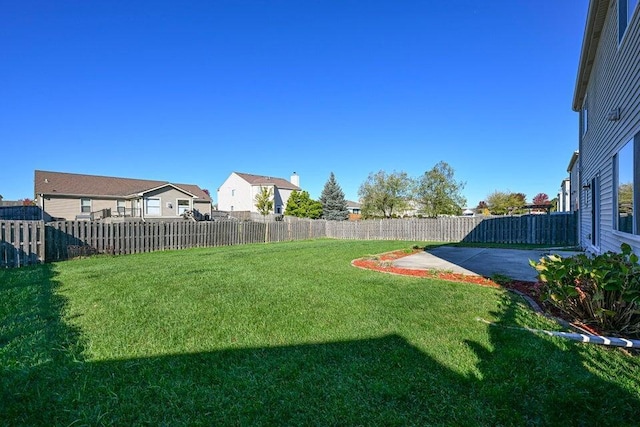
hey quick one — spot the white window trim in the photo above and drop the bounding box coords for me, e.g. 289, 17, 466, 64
619, 0, 639, 45
145, 197, 162, 216
614, 132, 640, 236
80, 198, 91, 213
177, 198, 191, 215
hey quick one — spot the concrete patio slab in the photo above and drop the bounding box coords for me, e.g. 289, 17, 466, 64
393, 247, 582, 282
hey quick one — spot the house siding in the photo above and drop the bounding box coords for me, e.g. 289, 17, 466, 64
218, 173, 298, 214
39, 190, 210, 221
144, 187, 197, 217
40, 196, 121, 220
40, 197, 82, 220
579, 0, 640, 254
569, 157, 580, 211
193, 200, 212, 217
218, 173, 253, 212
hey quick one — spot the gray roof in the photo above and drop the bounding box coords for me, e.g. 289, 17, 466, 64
34, 170, 212, 201
235, 172, 300, 190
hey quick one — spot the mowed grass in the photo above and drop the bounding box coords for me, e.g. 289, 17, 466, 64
2, 239, 640, 426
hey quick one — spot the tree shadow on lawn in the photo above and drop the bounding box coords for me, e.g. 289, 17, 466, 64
2, 266, 640, 426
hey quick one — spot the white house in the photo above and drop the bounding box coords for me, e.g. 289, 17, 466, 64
567, 151, 580, 212
557, 178, 571, 213
573, 0, 639, 254
217, 172, 301, 214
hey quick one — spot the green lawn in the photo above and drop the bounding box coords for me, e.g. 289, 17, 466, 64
1, 239, 639, 426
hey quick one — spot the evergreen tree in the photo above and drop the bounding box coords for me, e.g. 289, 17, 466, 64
285, 190, 323, 219
320, 172, 349, 220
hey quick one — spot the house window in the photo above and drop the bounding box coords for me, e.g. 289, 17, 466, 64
117, 200, 126, 215
231, 189, 235, 197
145, 198, 161, 216
177, 199, 190, 215
619, 0, 638, 43
615, 136, 639, 234
81, 198, 91, 213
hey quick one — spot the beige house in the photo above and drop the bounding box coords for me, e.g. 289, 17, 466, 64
573, 0, 639, 254
34, 170, 212, 221
217, 172, 301, 214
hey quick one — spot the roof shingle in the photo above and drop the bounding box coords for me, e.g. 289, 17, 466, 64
34, 170, 212, 201
234, 172, 300, 190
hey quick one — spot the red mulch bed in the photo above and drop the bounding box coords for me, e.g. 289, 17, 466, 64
352, 249, 501, 288
352, 249, 603, 336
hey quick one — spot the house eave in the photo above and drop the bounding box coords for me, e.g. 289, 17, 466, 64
573, 0, 610, 111
128, 183, 199, 199
567, 150, 580, 172
39, 193, 129, 199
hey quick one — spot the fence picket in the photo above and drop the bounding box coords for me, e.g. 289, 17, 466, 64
2, 213, 578, 267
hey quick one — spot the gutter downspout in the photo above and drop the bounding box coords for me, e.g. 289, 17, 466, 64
139, 194, 145, 222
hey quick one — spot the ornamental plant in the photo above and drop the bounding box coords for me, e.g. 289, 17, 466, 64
531, 244, 640, 337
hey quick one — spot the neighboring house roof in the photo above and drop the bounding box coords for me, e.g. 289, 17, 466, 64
346, 200, 361, 208
34, 170, 212, 202
234, 172, 300, 190
573, 0, 610, 111
567, 150, 579, 172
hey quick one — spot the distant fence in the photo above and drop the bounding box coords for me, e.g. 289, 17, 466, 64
0, 221, 46, 268
0, 205, 43, 221
326, 213, 577, 246
1, 213, 577, 267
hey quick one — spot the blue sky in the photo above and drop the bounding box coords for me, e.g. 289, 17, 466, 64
2, 1, 588, 207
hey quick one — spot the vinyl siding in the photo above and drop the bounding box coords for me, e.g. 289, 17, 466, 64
217, 173, 254, 212
144, 187, 196, 217
569, 160, 580, 211
41, 196, 121, 220
193, 200, 212, 216
580, 0, 640, 254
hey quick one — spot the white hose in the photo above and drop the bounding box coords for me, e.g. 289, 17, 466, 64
476, 318, 640, 348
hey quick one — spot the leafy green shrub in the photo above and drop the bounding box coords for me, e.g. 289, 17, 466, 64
531, 244, 640, 337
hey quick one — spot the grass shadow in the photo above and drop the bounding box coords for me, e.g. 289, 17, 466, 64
1, 264, 85, 423
2, 265, 639, 425
465, 292, 640, 424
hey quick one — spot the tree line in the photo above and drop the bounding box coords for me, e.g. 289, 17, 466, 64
254, 172, 350, 220
254, 161, 554, 220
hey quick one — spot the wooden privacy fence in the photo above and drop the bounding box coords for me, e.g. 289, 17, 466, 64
1, 213, 577, 267
327, 216, 485, 242
0, 221, 45, 268
44, 219, 327, 262
326, 213, 578, 246
0, 205, 43, 221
